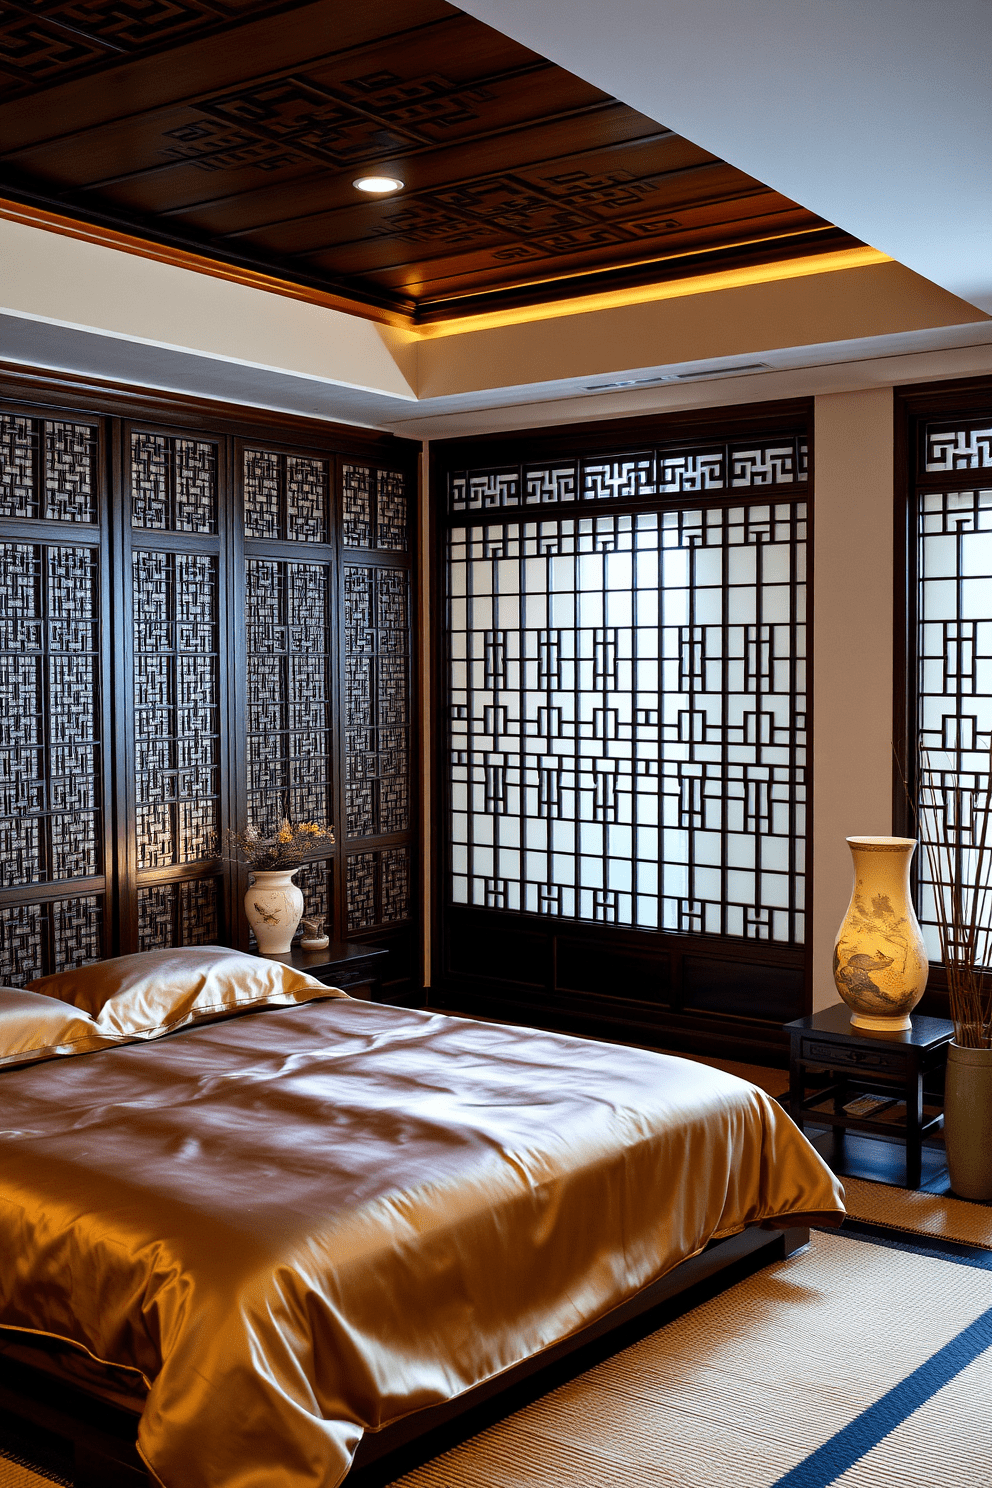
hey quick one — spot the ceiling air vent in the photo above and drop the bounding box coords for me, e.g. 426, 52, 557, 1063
674, 361, 770, 381
584, 361, 770, 392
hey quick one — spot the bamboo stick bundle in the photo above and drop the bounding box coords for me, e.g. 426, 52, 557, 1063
917, 742, 992, 1049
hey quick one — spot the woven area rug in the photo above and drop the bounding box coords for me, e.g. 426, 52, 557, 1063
0, 1451, 66, 1488
842, 1175, 992, 1250
385, 1229, 992, 1488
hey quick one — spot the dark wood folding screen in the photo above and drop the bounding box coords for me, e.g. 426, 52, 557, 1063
0, 371, 419, 999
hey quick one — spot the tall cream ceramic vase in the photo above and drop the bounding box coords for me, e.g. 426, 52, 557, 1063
833, 837, 928, 1031
244, 868, 304, 955
944, 1044, 992, 1201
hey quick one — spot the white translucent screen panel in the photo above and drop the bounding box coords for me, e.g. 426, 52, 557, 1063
447, 504, 806, 943
917, 488, 992, 960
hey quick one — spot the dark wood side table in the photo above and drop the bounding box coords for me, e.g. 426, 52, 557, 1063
265, 941, 390, 1001
785, 1004, 954, 1189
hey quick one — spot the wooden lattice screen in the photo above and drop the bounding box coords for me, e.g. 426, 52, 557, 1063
0, 379, 418, 998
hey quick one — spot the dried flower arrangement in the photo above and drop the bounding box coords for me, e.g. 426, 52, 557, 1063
916, 743, 992, 1049
226, 819, 336, 871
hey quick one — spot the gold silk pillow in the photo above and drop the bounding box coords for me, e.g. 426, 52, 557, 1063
26, 946, 344, 1040
0, 986, 128, 1068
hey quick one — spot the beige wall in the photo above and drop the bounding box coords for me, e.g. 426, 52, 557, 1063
811, 388, 895, 1010
417, 262, 982, 398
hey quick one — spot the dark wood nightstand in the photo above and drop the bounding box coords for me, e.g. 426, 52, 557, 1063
785, 1003, 954, 1189
264, 941, 390, 1001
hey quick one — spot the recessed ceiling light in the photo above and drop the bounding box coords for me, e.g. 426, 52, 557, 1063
353, 175, 404, 194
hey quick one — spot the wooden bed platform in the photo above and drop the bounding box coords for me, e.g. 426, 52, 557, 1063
0, 1225, 809, 1488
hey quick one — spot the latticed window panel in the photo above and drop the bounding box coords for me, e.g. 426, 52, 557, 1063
344, 565, 410, 838
347, 846, 412, 931
0, 414, 98, 522
0, 542, 102, 886
133, 549, 220, 869
924, 421, 992, 475
447, 503, 807, 942
916, 486, 992, 959
244, 447, 328, 542
245, 559, 332, 835
137, 878, 221, 952
448, 436, 808, 513
0, 895, 104, 985
342, 464, 408, 550
131, 431, 218, 533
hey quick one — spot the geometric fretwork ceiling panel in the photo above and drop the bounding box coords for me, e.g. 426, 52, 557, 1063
0, 2, 857, 322
446, 438, 807, 946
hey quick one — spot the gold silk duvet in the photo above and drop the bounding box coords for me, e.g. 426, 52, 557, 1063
0, 998, 845, 1487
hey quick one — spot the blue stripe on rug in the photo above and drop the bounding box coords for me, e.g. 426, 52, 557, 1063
770, 1303, 992, 1488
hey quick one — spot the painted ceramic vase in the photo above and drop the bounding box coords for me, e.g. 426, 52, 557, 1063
244, 868, 304, 955
833, 836, 928, 1031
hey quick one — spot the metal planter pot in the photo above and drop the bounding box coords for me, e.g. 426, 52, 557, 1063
944, 1042, 992, 1201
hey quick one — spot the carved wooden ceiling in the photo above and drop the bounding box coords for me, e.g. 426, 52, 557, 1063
0, 0, 862, 324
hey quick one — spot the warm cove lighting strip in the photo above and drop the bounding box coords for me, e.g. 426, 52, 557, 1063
0, 199, 890, 339
417, 245, 893, 338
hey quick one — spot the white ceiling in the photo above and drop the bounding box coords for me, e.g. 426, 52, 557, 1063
455, 0, 992, 314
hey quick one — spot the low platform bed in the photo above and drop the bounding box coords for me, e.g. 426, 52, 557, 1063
0, 1225, 810, 1488
0, 949, 844, 1488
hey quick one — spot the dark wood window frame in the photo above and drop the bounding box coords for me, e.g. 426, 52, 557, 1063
429, 398, 815, 1065
0, 365, 420, 1001
894, 374, 992, 1023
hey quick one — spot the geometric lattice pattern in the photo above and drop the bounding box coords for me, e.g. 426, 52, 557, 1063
0, 894, 103, 986
133, 549, 220, 868
925, 421, 992, 474
294, 856, 333, 933
916, 484, 992, 960
342, 464, 408, 550
245, 558, 332, 834
131, 431, 218, 533
137, 877, 220, 952
0, 414, 98, 522
347, 846, 412, 930
1, 391, 416, 963
447, 501, 807, 942
0, 542, 102, 885
344, 565, 411, 838
449, 435, 808, 513
244, 447, 328, 542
